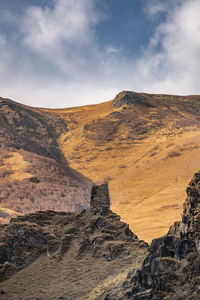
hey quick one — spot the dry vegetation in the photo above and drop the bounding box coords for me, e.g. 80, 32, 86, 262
0, 97, 91, 224
2, 93, 200, 243
46, 92, 200, 243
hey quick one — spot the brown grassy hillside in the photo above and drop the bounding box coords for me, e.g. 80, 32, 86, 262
0, 97, 92, 224
1, 91, 200, 243
46, 91, 200, 243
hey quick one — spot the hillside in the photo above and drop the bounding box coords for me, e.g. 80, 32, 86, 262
1, 91, 200, 243
0, 184, 148, 299
48, 91, 200, 243
0, 97, 92, 223
1, 175, 200, 299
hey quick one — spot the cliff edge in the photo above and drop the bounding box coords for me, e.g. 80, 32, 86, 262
105, 172, 200, 299
0, 184, 148, 299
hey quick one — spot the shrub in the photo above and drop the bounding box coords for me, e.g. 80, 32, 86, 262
29, 176, 40, 183
167, 151, 181, 158
89, 220, 96, 229
64, 228, 75, 234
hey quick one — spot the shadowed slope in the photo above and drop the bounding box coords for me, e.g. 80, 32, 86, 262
0, 97, 92, 223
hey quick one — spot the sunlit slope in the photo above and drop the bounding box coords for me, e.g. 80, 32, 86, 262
49, 91, 200, 243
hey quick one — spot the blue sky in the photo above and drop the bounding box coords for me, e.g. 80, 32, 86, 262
0, 0, 199, 107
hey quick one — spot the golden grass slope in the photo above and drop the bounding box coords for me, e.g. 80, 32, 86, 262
0, 152, 32, 181
45, 92, 200, 243
2, 92, 200, 243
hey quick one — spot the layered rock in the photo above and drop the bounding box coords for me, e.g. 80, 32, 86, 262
105, 172, 200, 299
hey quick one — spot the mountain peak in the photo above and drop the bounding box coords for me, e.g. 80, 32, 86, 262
112, 90, 153, 108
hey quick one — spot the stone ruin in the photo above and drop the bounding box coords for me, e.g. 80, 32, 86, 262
90, 183, 110, 213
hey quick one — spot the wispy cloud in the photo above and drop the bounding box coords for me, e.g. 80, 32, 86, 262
0, 0, 199, 107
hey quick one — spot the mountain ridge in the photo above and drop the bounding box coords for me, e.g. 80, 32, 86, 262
1, 91, 200, 242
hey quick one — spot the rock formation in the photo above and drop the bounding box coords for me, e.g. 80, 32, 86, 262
105, 172, 200, 299
112, 91, 154, 108
0, 184, 148, 299
90, 183, 110, 213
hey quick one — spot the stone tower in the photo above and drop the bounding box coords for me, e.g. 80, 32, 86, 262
90, 183, 110, 213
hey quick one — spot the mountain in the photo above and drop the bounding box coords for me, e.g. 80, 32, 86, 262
0, 184, 148, 299
1, 91, 200, 242
0, 97, 92, 224
46, 91, 200, 242
105, 171, 200, 299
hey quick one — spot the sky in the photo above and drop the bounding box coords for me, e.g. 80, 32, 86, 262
0, 0, 200, 107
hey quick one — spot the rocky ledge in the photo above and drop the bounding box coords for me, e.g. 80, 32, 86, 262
105, 172, 200, 299
0, 184, 148, 284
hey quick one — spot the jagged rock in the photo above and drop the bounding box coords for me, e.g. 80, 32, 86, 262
105, 172, 200, 299
0, 184, 148, 284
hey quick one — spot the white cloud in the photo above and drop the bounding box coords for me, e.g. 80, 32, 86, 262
133, 0, 200, 95
0, 0, 200, 107
0, 0, 119, 106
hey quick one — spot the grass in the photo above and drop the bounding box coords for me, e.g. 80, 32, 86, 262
51, 93, 200, 243
0, 152, 32, 181
2, 93, 200, 243
84, 255, 146, 300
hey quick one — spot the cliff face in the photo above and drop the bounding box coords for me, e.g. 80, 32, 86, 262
105, 172, 200, 299
0, 184, 148, 299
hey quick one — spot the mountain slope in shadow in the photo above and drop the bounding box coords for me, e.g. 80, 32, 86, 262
0, 97, 92, 223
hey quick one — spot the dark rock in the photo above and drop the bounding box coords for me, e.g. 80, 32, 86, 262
0, 183, 148, 283
76, 235, 91, 259
112, 91, 154, 108
58, 235, 73, 260
90, 184, 110, 213
105, 171, 200, 299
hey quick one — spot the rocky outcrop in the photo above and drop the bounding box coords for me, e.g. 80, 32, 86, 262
112, 91, 154, 108
90, 183, 110, 213
0, 184, 148, 283
105, 172, 200, 299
